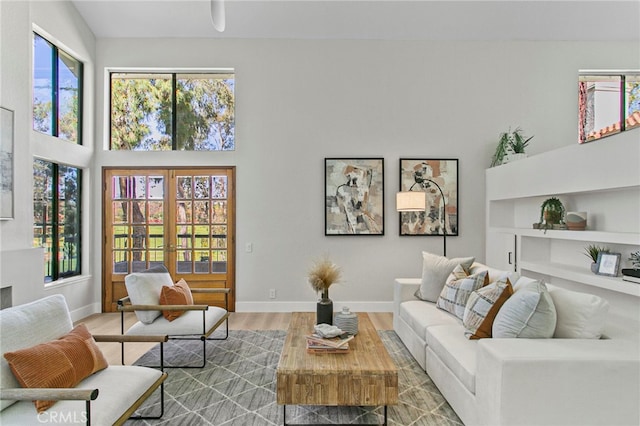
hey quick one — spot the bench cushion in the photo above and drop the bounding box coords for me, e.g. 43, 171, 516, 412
126, 306, 228, 336
0, 366, 164, 425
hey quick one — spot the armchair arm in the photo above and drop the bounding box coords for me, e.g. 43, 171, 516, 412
116, 303, 208, 312
190, 288, 231, 294
93, 334, 168, 343
1, 387, 98, 402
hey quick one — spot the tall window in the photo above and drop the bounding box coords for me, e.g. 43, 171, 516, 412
33, 160, 82, 282
110, 72, 235, 151
578, 71, 640, 143
32, 33, 83, 144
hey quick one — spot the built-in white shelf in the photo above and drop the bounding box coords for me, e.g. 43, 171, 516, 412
486, 132, 640, 299
519, 261, 640, 297
489, 227, 640, 245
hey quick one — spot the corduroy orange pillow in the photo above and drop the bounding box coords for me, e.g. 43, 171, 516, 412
3, 323, 108, 412
159, 278, 194, 321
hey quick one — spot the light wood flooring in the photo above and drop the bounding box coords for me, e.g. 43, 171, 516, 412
79, 311, 393, 365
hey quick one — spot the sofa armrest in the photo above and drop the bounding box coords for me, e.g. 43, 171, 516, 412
476, 338, 640, 426
1, 387, 98, 402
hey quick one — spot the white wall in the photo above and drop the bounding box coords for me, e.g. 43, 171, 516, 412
94, 38, 639, 312
1, 1, 639, 316
0, 1, 97, 317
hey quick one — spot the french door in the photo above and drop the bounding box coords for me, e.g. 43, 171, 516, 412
103, 167, 235, 312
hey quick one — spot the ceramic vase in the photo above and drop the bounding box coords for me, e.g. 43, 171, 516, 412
566, 211, 587, 230
316, 289, 333, 325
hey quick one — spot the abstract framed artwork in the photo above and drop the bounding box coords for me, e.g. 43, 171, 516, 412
399, 158, 458, 236
325, 158, 384, 235
0, 107, 14, 220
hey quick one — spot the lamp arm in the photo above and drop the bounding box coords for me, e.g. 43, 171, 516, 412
424, 178, 447, 256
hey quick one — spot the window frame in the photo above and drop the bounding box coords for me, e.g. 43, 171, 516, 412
32, 32, 84, 145
33, 159, 82, 283
108, 70, 235, 151
578, 70, 640, 144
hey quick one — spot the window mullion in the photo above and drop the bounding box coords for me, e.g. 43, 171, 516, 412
51, 164, 60, 280
172, 74, 177, 150
52, 46, 59, 137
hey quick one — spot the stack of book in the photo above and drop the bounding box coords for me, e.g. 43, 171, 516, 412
305, 334, 354, 354
621, 268, 640, 284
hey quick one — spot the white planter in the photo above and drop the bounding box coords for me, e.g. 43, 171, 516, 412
503, 153, 527, 164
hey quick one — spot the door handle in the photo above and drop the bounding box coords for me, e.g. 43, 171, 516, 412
508, 251, 513, 265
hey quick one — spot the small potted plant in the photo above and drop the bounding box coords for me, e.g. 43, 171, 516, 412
622, 251, 640, 278
584, 244, 610, 274
537, 197, 565, 231
490, 127, 534, 167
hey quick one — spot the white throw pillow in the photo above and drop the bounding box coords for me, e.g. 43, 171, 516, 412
493, 280, 557, 338
124, 269, 174, 324
547, 285, 609, 339
416, 252, 475, 302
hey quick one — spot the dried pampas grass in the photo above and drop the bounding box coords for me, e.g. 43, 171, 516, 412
308, 257, 342, 293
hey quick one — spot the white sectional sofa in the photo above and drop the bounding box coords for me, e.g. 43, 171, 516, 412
393, 259, 640, 426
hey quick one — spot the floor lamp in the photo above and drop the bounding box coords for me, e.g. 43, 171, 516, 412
396, 179, 447, 257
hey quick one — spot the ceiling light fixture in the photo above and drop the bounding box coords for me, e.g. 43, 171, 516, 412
210, 0, 226, 32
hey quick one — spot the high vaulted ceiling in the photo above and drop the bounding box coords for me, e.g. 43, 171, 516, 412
71, 0, 640, 41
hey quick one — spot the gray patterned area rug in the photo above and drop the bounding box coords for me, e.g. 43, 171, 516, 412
124, 330, 462, 426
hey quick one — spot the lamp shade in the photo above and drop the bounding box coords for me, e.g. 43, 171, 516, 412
396, 191, 426, 212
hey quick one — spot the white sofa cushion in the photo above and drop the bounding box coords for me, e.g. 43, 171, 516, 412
547, 285, 609, 339
426, 324, 478, 394
398, 300, 461, 340
493, 280, 557, 338
469, 263, 520, 285
417, 252, 475, 302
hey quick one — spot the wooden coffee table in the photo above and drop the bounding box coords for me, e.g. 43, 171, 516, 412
277, 312, 398, 425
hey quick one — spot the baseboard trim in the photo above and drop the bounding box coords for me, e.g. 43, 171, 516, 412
70, 303, 102, 322
236, 301, 392, 313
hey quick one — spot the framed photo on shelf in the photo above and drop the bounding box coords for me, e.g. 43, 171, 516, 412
325, 158, 384, 236
0, 107, 14, 220
596, 252, 621, 277
399, 158, 458, 236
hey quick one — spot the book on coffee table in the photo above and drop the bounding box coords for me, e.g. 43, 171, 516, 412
305, 334, 354, 349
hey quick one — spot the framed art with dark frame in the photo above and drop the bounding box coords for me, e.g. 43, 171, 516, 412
399, 158, 458, 236
325, 158, 384, 235
0, 107, 14, 220
596, 252, 621, 277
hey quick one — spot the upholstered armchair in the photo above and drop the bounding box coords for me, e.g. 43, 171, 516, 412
118, 265, 230, 368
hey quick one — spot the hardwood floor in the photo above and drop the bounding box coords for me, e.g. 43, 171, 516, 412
79, 311, 393, 365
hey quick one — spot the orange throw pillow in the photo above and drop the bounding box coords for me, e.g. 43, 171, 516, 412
3, 323, 108, 412
160, 278, 194, 321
